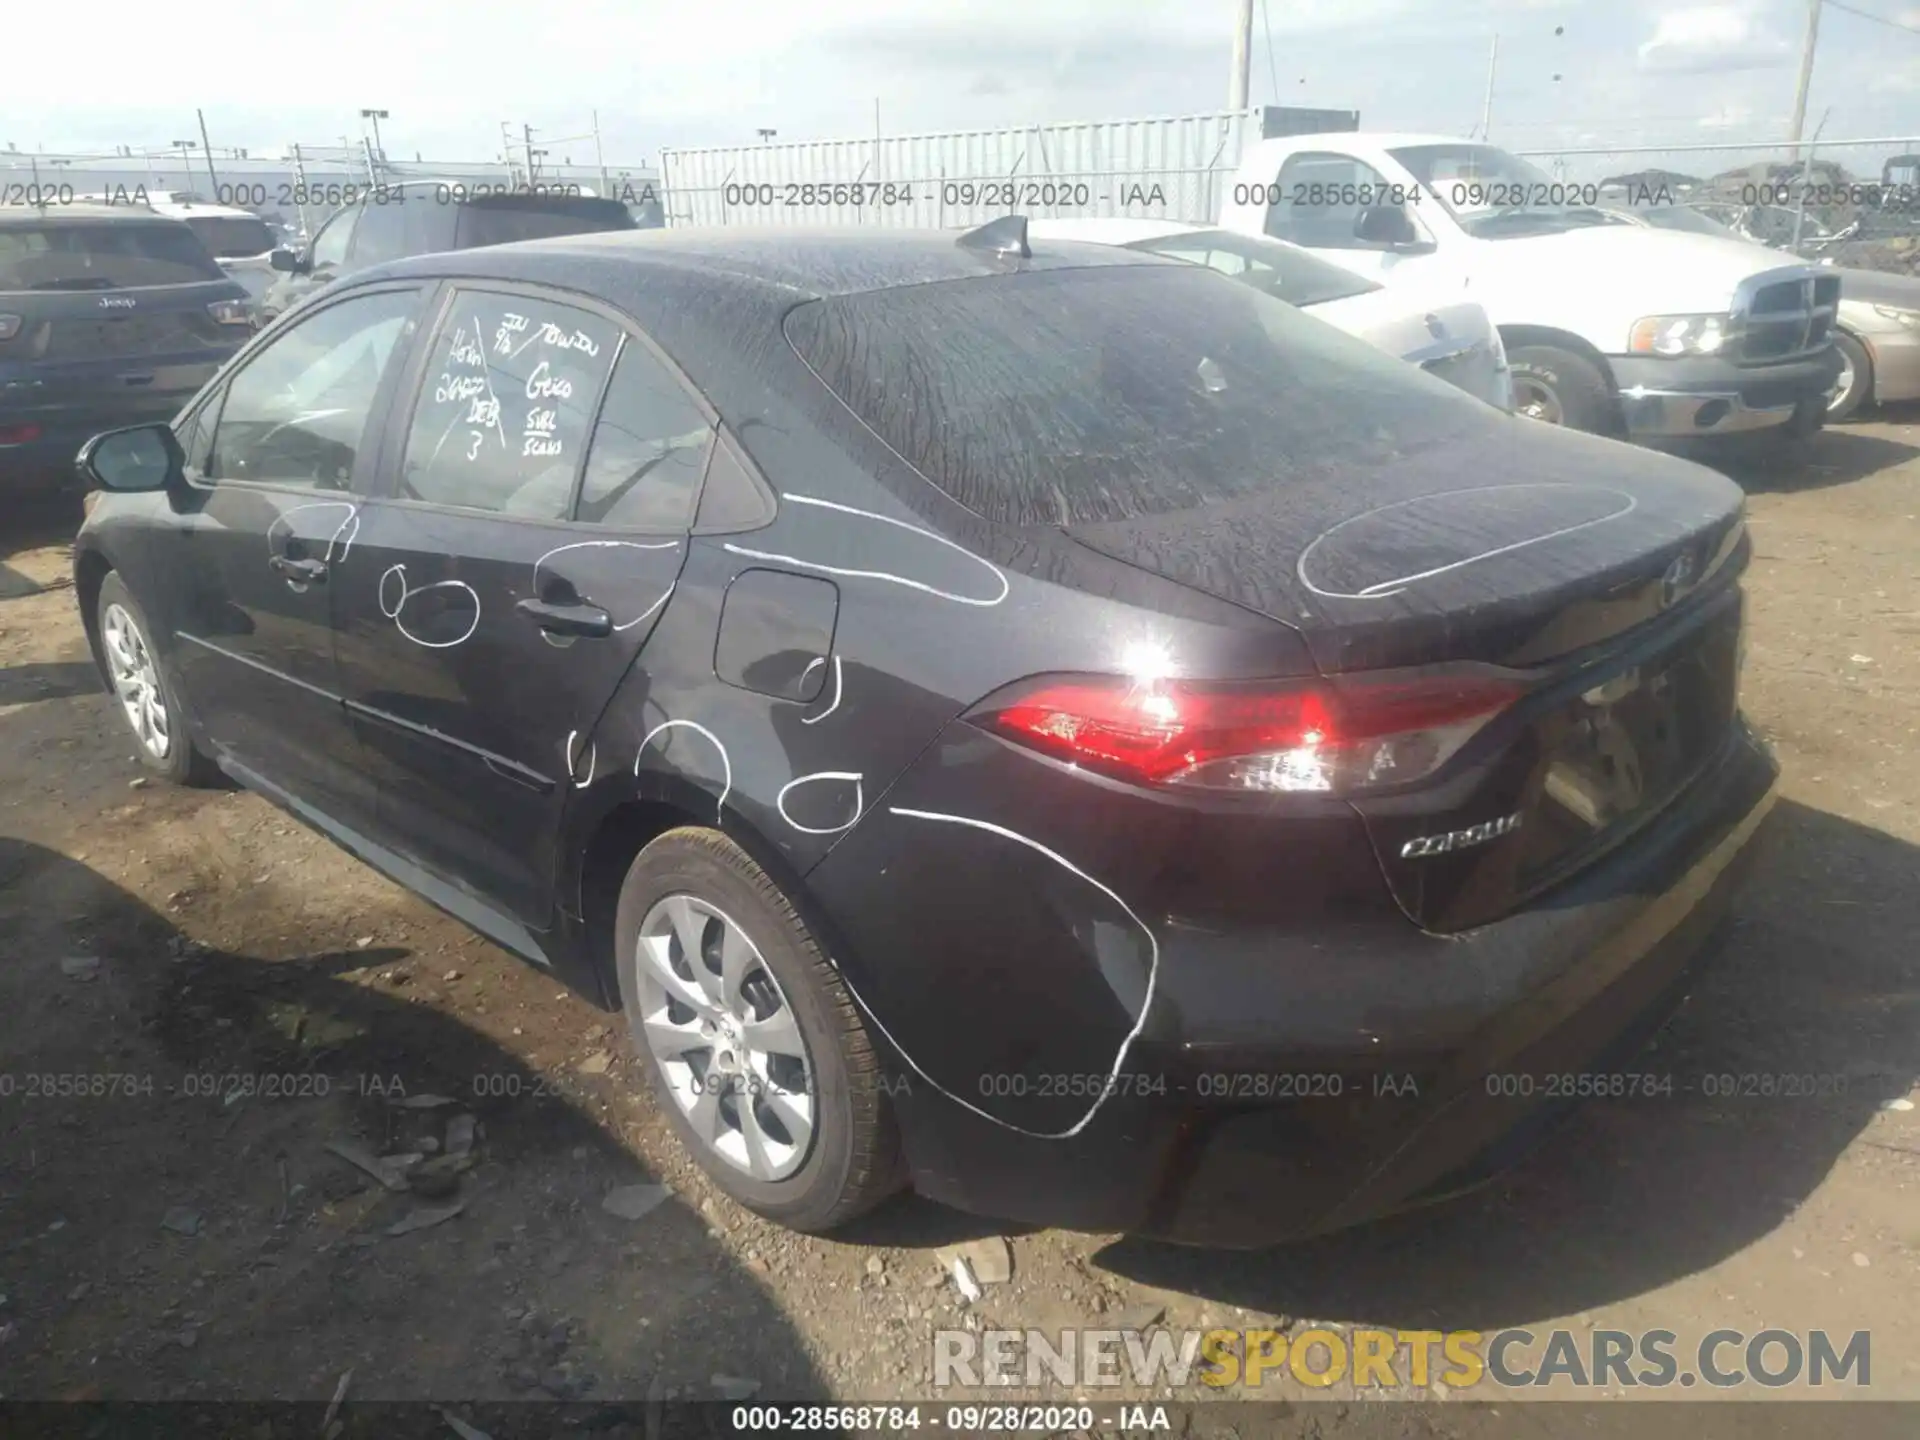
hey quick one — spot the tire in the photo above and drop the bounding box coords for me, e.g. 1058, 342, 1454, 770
95, 572, 220, 786
1507, 344, 1618, 435
613, 827, 904, 1232
1827, 331, 1872, 422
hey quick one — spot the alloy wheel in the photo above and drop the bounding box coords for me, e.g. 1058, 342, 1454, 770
101, 603, 172, 761
632, 894, 816, 1181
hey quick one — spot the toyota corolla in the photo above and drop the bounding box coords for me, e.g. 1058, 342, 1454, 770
69, 218, 1777, 1246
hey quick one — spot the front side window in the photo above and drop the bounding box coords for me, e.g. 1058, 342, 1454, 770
206, 288, 422, 490
1262, 154, 1403, 250
398, 290, 620, 518
575, 341, 714, 529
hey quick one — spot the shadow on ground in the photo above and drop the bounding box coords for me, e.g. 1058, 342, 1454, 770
1095, 799, 1918, 1328
1698, 424, 1920, 494
0, 837, 827, 1407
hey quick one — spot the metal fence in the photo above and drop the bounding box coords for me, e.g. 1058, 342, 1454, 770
660, 110, 1265, 228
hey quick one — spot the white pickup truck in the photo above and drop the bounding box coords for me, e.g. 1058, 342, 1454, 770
1216, 133, 1843, 445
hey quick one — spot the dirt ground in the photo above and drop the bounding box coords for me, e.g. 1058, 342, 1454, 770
1, 417, 1916, 1429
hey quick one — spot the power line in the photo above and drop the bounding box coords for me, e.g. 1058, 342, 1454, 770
1824, 0, 1920, 36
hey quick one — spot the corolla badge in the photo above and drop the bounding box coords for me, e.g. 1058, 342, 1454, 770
98, 296, 137, 309
1400, 811, 1523, 859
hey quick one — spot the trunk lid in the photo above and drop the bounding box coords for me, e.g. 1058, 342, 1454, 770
1063, 421, 1752, 931
1062, 417, 1747, 673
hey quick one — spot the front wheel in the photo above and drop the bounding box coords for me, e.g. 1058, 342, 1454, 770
613, 827, 904, 1233
95, 572, 219, 786
1506, 344, 1618, 435
1827, 331, 1872, 422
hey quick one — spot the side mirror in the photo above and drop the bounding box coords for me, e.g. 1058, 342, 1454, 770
78, 423, 185, 494
1354, 203, 1429, 250
268, 247, 304, 274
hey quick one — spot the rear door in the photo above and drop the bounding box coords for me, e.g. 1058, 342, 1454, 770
0, 214, 250, 464
334, 281, 712, 926
166, 281, 431, 826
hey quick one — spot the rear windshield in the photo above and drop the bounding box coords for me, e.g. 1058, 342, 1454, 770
183, 215, 277, 258
1133, 228, 1380, 307
0, 220, 226, 291
783, 265, 1488, 527
453, 197, 637, 249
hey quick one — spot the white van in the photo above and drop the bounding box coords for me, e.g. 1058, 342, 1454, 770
1217, 133, 1842, 444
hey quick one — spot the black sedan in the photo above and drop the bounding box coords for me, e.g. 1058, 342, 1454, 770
70, 219, 1778, 1246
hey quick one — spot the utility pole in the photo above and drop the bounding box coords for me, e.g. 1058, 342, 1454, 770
1228, 0, 1254, 110
523, 123, 539, 184
1479, 35, 1499, 140
1788, 0, 1823, 165
591, 109, 606, 194
196, 108, 221, 198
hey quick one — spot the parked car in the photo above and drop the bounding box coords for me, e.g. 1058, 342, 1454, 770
1028, 218, 1512, 410
1, 202, 252, 496
151, 198, 281, 307
1217, 134, 1842, 445
257, 181, 638, 327
73, 192, 280, 300
71, 219, 1777, 1246
1605, 203, 1920, 422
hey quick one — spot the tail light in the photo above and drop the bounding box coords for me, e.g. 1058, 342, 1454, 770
969, 669, 1527, 796
0, 421, 43, 447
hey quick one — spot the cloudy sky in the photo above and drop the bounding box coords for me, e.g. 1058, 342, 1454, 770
4, 0, 1919, 173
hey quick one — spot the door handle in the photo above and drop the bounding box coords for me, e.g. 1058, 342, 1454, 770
517, 597, 612, 638
271, 555, 329, 584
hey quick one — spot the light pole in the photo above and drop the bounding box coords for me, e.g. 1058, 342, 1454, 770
170, 139, 198, 196
360, 108, 389, 168
756, 128, 777, 143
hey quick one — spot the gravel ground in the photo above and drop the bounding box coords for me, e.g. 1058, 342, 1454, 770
1, 417, 1916, 1428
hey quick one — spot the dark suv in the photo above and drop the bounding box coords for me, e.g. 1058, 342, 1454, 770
257, 182, 637, 325
1, 204, 252, 495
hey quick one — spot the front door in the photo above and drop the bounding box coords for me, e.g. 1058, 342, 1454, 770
333, 283, 714, 927
168, 282, 429, 827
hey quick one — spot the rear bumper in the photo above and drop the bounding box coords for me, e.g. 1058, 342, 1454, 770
867, 720, 1779, 1247
1610, 349, 1841, 438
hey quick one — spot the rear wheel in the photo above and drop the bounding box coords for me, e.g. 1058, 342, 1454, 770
1507, 344, 1617, 435
95, 572, 219, 786
1827, 331, 1872, 422
613, 827, 903, 1232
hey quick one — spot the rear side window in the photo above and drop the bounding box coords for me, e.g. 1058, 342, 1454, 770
183, 216, 276, 258
784, 266, 1487, 528
399, 291, 619, 517
0, 220, 225, 291
1137, 230, 1380, 308
453, 197, 636, 249
576, 342, 714, 528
